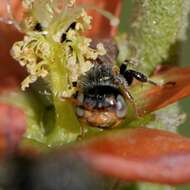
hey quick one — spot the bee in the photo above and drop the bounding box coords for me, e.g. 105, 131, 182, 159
69, 57, 157, 130
1, 0, 156, 131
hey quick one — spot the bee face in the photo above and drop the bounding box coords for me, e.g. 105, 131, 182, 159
75, 64, 128, 128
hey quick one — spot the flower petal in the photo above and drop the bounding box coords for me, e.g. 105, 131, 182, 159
78, 0, 121, 37
0, 0, 24, 80
78, 127, 190, 185
0, 103, 26, 156
134, 66, 190, 115
0, 0, 23, 20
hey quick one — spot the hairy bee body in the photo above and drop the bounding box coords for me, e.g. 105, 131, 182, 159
70, 40, 157, 129
75, 63, 127, 128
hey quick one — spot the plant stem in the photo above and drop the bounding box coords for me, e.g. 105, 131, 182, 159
129, 0, 185, 75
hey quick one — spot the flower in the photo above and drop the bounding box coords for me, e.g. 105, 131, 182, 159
1, 0, 190, 188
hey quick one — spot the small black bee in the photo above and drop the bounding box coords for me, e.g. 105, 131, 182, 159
71, 59, 157, 130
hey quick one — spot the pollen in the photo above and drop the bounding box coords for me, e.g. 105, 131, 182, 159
81, 9, 92, 30
23, 0, 35, 9
11, 0, 106, 97
97, 43, 107, 56
11, 34, 50, 90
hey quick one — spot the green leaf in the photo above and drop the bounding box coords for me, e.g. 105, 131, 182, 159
128, 0, 189, 74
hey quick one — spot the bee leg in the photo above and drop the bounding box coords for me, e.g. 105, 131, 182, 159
127, 70, 159, 86
119, 59, 135, 75
111, 119, 123, 128
120, 59, 159, 86
118, 77, 139, 117
123, 89, 139, 117
120, 63, 127, 75
77, 123, 85, 140
123, 70, 134, 85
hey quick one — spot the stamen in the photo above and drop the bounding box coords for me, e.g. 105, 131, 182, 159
93, 7, 120, 27
76, 4, 120, 28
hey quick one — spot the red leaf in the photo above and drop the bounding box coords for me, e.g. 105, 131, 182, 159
136, 66, 190, 115
0, 0, 24, 20
0, 104, 26, 156
78, 0, 121, 37
0, 24, 24, 80
0, 77, 21, 94
78, 128, 190, 185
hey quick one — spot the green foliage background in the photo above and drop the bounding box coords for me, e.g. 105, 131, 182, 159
119, 0, 190, 189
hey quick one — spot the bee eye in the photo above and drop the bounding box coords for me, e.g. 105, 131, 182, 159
116, 95, 127, 118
